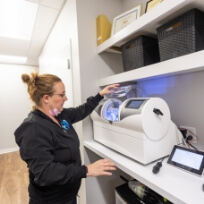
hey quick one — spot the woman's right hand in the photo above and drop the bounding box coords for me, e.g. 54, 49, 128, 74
99, 84, 120, 96
86, 159, 116, 177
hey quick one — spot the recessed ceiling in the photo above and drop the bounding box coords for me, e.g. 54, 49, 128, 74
0, 0, 66, 66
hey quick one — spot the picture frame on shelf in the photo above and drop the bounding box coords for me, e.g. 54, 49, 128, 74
145, 0, 163, 13
111, 5, 141, 36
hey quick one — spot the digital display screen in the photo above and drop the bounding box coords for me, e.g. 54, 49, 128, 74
126, 100, 144, 109
167, 145, 204, 175
172, 149, 203, 170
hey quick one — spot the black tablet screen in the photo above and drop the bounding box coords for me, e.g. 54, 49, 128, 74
167, 145, 204, 175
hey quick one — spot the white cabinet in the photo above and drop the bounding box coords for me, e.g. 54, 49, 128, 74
84, 0, 204, 204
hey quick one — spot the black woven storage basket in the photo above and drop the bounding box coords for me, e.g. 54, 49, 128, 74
157, 8, 204, 61
121, 35, 160, 72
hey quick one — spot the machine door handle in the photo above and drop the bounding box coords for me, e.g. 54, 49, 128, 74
153, 108, 163, 116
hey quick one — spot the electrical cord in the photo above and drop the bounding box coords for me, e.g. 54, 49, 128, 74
179, 127, 199, 149
186, 135, 198, 150
152, 141, 185, 175
152, 161, 162, 174
152, 156, 167, 174
179, 127, 199, 142
152, 128, 199, 175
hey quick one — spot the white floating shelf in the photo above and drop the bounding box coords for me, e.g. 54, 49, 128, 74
99, 50, 204, 86
84, 140, 204, 204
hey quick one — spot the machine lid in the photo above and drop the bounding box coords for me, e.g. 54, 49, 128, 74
141, 98, 171, 141
101, 98, 123, 122
107, 85, 137, 99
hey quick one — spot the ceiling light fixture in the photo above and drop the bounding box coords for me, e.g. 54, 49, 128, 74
0, 55, 27, 64
0, 0, 38, 40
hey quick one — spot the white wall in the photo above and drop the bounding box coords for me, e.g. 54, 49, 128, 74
39, 0, 77, 108
0, 64, 38, 154
121, 0, 149, 14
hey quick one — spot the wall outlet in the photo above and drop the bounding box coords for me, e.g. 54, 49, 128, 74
180, 126, 196, 135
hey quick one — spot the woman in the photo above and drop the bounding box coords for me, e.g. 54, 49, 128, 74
14, 72, 119, 204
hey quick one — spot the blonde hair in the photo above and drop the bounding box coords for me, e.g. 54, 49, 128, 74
21, 72, 62, 110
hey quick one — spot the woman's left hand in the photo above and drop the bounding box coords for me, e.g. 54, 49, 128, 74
99, 84, 120, 96
86, 159, 116, 177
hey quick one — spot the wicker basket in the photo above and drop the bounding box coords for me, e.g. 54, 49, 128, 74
157, 8, 204, 61
121, 35, 160, 72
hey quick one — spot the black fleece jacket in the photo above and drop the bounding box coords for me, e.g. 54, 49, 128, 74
14, 93, 103, 204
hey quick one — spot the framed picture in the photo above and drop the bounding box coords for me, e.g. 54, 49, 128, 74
111, 5, 141, 36
145, 0, 163, 13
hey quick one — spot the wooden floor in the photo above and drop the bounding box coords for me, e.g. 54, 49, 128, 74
0, 151, 29, 204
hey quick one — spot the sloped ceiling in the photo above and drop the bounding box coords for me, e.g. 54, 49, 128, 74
0, 0, 66, 66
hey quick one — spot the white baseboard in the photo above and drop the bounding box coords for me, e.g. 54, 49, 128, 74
0, 147, 19, 154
